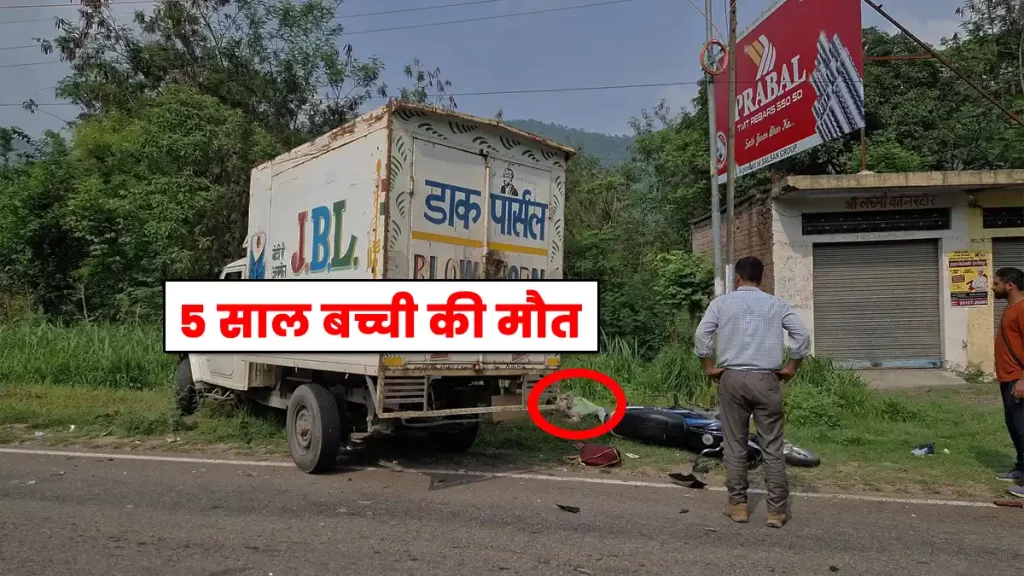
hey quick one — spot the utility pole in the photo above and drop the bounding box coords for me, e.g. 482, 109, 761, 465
725, 0, 737, 291
704, 0, 723, 297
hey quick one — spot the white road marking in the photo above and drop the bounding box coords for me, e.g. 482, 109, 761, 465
0, 447, 1001, 508
0, 447, 294, 467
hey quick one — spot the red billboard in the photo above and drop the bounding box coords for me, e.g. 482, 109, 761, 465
714, 0, 864, 181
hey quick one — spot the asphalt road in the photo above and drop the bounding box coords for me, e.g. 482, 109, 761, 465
1, 449, 1022, 576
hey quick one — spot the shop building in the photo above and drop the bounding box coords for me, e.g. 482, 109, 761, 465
691, 170, 1024, 374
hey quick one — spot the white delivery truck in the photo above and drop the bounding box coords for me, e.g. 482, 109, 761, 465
174, 102, 576, 473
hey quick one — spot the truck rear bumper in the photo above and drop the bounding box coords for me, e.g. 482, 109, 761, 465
377, 404, 556, 419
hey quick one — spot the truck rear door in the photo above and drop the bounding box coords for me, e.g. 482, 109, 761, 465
399, 137, 558, 375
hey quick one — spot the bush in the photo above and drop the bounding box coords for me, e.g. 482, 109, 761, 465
566, 340, 877, 433
783, 357, 873, 429
565, 336, 717, 407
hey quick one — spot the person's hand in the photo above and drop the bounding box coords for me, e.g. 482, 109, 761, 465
774, 366, 797, 381
705, 367, 725, 380
1013, 379, 1024, 400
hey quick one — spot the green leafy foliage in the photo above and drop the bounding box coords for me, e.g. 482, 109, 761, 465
1, 0, 453, 320
651, 251, 714, 318
67, 87, 279, 318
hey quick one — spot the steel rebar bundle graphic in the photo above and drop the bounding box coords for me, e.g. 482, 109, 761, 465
811, 32, 866, 142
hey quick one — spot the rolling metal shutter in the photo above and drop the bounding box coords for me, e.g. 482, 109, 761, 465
994, 238, 1024, 335
813, 240, 942, 367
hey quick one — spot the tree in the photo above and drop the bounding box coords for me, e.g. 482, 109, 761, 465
66, 86, 278, 318
1, 0, 458, 319
398, 58, 457, 109
35, 0, 454, 145
0, 132, 85, 318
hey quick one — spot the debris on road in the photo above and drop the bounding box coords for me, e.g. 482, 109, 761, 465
830, 566, 840, 573
679, 508, 690, 514
556, 504, 581, 514
994, 499, 1024, 508
34, 432, 44, 438
668, 472, 707, 489
911, 443, 935, 456
703, 527, 718, 533
68, 425, 76, 433
574, 568, 594, 575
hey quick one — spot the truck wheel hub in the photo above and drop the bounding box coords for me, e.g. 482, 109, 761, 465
294, 407, 313, 450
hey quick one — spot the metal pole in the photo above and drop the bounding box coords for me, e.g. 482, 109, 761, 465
725, 0, 737, 292
704, 0, 724, 297
861, 0, 1024, 129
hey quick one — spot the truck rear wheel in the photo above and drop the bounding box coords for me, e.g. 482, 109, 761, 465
428, 423, 480, 454
286, 384, 344, 474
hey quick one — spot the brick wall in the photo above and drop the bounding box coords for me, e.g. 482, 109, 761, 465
691, 198, 775, 294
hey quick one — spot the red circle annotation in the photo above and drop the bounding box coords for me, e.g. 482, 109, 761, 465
526, 368, 626, 441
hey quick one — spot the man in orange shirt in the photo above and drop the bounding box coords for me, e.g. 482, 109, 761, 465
993, 266, 1024, 498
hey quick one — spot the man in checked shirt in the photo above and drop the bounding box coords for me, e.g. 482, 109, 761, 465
694, 256, 811, 528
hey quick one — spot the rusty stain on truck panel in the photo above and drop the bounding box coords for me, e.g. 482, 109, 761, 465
264, 109, 390, 177
368, 157, 384, 278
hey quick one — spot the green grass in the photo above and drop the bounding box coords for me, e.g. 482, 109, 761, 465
0, 320, 1015, 497
0, 383, 285, 451
0, 321, 174, 390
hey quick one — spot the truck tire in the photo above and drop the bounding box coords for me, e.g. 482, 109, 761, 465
428, 423, 480, 454
286, 384, 343, 474
174, 358, 198, 416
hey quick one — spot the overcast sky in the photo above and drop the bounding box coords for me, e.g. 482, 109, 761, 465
0, 0, 966, 136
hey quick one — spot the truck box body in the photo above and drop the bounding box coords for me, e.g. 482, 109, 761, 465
237, 103, 574, 399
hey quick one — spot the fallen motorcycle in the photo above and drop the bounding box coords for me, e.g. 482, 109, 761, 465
610, 398, 820, 468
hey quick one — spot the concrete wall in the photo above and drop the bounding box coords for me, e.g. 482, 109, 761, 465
692, 199, 776, 293
965, 189, 1024, 373
771, 187, 1024, 374
771, 190, 970, 369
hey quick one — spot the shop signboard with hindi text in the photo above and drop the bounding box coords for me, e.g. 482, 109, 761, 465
714, 0, 865, 182
948, 251, 990, 307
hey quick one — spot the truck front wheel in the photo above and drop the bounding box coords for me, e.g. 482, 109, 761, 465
286, 384, 344, 474
174, 358, 198, 416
